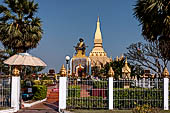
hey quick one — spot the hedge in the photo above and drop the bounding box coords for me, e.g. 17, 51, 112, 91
93, 81, 108, 89
32, 85, 47, 100
33, 80, 53, 85
67, 96, 107, 109
113, 88, 163, 109
67, 87, 163, 109
68, 85, 81, 97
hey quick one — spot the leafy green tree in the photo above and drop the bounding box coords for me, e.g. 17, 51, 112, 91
134, 0, 170, 59
0, 48, 15, 74
103, 59, 141, 79
0, 0, 43, 53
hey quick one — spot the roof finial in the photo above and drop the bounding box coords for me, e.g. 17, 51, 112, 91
125, 57, 128, 64
97, 16, 100, 22
94, 16, 102, 46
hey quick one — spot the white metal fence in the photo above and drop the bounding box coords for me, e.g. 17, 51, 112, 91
58, 77, 169, 110
113, 78, 163, 109
66, 78, 108, 109
0, 75, 11, 108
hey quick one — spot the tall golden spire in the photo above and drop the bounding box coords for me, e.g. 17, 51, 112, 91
89, 16, 110, 69
94, 16, 103, 48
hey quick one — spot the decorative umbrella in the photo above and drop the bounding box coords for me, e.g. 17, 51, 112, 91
3, 53, 47, 67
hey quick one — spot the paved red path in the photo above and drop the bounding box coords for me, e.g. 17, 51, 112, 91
17, 85, 59, 113
17, 101, 58, 113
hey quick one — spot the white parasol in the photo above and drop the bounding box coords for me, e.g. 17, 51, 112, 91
3, 53, 47, 67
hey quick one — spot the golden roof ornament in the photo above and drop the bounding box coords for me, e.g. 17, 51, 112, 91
162, 67, 169, 78
12, 67, 20, 76
60, 64, 66, 76
108, 67, 114, 77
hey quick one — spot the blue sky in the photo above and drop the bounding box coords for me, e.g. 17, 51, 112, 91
0, 0, 169, 73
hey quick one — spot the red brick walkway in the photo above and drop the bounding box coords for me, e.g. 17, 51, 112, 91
17, 85, 59, 113
17, 101, 58, 113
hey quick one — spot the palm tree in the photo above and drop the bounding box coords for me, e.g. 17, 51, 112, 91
0, 0, 43, 53
133, 0, 170, 59
0, 48, 12, 74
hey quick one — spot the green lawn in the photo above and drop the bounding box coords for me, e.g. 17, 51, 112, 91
72, 110, 170, 113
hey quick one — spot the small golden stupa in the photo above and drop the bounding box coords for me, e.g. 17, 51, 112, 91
122, 58, 131, 79
108, 67, 114, 77
162, 67, 169, 78
60, 64, 66, 77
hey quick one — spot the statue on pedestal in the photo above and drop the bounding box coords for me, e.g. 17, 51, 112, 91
74, 38, 87, 55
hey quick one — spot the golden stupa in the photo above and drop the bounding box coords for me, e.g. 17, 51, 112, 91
60, 64, 66, 77
122, 58, 131, 79
89, 17, 110, 69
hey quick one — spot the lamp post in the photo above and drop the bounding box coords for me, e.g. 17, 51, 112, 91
65, 56, 70, 99
65, 56, 70, 78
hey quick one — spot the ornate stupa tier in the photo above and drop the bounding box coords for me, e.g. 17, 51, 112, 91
89, 49, 107, 57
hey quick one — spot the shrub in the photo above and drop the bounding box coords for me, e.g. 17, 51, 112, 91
33, 80, 41, 85
113, 88, 163, 109
21, 80, 24, 88
67, 96, 107, 109
93, 81, 108, 89
132, 104, 160, 113
41, 80, 53, 85
68, 85, 81, 97
32, 85, 47, 100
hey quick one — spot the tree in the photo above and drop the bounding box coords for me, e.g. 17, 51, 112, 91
0, 0, 43, 53
0, 48, 16, 74
103, 58, 142, 79
125, 41, 169, 76
133, 0, 170, 59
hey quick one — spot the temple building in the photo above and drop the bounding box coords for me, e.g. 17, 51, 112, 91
68, 17, 111, 77
89, 17, 111, 69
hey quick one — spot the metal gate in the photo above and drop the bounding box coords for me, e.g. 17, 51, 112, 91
67, 77, 108, 109
113, 78, 163, 109
0, 75, 11, 108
